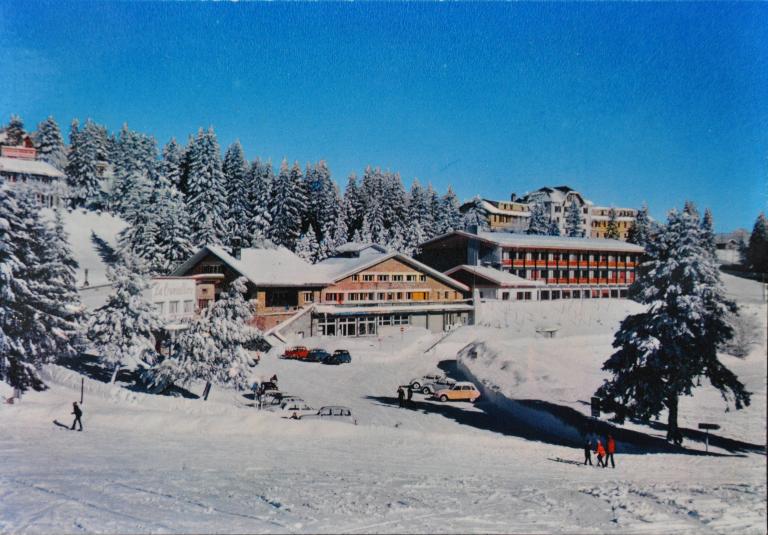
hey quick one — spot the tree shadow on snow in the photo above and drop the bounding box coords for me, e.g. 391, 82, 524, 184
431, 360, 755, 457
57, 353, 199, 399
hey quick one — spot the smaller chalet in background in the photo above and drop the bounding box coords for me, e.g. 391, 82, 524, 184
0, 145, 66, 208
445, 265, 542, 301
171, 242, 472, 339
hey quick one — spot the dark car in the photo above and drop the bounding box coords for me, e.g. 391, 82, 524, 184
306, 348, 331, 362
323, 349, 352, 365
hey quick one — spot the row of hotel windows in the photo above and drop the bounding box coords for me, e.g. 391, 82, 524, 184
504, 251, 636, 262
592, 220, 632, 228
317, 314, 410, 337
351, 273, 428, 283
154, 300, 195, 315
512, 269, 635, 280
323, 290, 457, 302
479, 289, 629, 300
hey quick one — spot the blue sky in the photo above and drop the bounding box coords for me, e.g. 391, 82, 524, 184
1, 1, 766, 231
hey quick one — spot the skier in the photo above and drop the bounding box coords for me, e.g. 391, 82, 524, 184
595, 439, 606, 468
70, 402, 83, 431
606, 434, 616, 468
251, 380, 260, 401
256, 385, 264, 410
397, 386, 405, 408
583, 437, 593, 466
406, 384, 413, 407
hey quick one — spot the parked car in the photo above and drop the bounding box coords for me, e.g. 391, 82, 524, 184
420, 376, 456, 395
274, 400, 316, 418
260, 381, 278, 392
306, 348, 331, 362
282, 346, 309, 360
300, 405, 357, 425
435, 381, 481, 403
409, 374, 445, 391
263, 394, 304, 408
322, 349, 352, 365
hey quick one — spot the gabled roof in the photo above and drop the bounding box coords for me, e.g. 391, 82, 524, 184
315, 250, 470, 292
420, 230, 645, 253
445, 265, 543, 287
333, 242, 389, 255
0, 156, 65, 178
171, 245, 331, 287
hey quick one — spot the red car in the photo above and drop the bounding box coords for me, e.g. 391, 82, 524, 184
282, 346, 309, 360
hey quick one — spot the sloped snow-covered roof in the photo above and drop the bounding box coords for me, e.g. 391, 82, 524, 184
481, 200, 530, 217
315, 250, 470, 292
172, 245, 331, 287
420, 230, 645, 253
333, 242, 389, 255
0, 156, 65, 178
445, 265, 544, 287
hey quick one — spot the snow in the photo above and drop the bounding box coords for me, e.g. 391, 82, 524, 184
445, 264, 544, 287
0, 274, 765, 533
58, 209, 126, 287
424, 229, 645, 253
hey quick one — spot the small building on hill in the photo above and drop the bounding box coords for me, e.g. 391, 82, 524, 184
444, 264, 543, 301
0, 145, 66, 207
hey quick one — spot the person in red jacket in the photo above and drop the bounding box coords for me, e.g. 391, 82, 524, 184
595, 439, 606, 468
606, 435, 616, 468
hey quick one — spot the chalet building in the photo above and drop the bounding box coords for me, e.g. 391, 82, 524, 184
171, 244, 328, 332
0, 145, 66, 207
170, 242, 472, 339
444, 264, 542, 301
463, 186, 638, 240
417, 230, 644, 300
312, 243, 472, 336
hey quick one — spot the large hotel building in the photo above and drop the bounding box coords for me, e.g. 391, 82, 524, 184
464, 185, 638, 240
417, 229, 644, 301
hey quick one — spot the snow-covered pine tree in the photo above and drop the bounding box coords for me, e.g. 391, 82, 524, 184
547, 219, 561, 236
746, 213, 768, 272
627, 204, 651, 247
314, 161, 340, 247
426, 184, 441, 238
701, 208, 716, 258
110, 124, 159, 215
35, 116, 67, 171
565, 200, 583, 237
86, 253, 161, 383
526, 201, 549, 235
605, 207, 621, 240
295, 226, 320, 263
461, 196, 489, 231
149, 277, 261, 395
222, 141, 251, 246
595, 207, 751, 442
186, 127, 229, 246
155, 179, 194, 273
246, 159, 273, 245
269, 159, 306, 249
161, 138, 184, 190
330, 202, 350, 251
4, 115, 25, 146
440, 186, 462, 233
344, 173, 365, 239
407, 178, 432, 236
382, 171, 408, 241
65, 119, 104, 210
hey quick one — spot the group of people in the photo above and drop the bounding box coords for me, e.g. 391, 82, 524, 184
584, 434, 616, 468
396, 385, 413, 408
251, 374, 278, 409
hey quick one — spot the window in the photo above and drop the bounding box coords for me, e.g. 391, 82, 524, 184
183, 300, 194, 313
169, 301, 179, 314
362, 274, 375, 282
502, 292, 509, 300
352, 275, 359, 282
198, 299, 212, 309
392, 274, 404, 282
406, 274, 417, 282
302, 291, 314, 303
155, 302, 165, 315
201, 264, 224, 274
378, 274, 390, 282
419, 274, 426, 282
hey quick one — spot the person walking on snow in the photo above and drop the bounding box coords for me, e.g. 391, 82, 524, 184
70, 402, 83, 431
397, 386, 405, 408
583, 438, 593, 466
606, 435, 616, 468
595, 439, 606, 467
406, 385, 413, 407
270, 374, 278, 386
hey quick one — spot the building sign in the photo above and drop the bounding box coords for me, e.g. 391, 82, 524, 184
150, 278, 197, 321
1, 146, 37, 159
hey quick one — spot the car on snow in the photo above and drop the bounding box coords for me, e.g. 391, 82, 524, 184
322, 349, 352, 365
420, 376, 456, 395
300, 405, 358, 425
434, 381, 481, 403
275, 400, 316, 418
409, 374, 446, 391
281, 346, 309, 360
305, 348, 331, 362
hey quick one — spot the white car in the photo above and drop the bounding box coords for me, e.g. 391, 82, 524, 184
420, 376, 456, 395
275, 400, 316, 418
408, 374, 445, 391
300, 405, 357, 425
